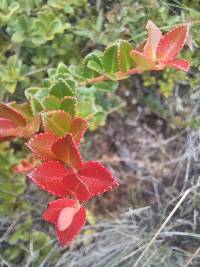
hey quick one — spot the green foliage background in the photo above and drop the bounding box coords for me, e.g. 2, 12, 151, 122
0, 0, 200, 265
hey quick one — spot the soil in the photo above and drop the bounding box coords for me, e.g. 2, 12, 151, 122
81, 77, 187, 216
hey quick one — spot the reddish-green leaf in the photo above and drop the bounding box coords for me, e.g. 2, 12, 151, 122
26, 132, 58, 160
130, 50, 155, 70
0, 118, 17, 140
0, 103, 27, 126
20, 115, 40, 138
143, 20, 162, 61
157, 24, 189, 62
70, 118, 89, 145
51, 133, 83, 169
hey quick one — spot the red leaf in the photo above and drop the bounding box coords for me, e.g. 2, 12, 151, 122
51, 133, 83, 169
157, 24, 189, 62
43, 198, 85, 247
43, 198, 76, 224
70, 118, 89, 145
26, 132, 58, 160
143, 20, 162, 61
130, 50, 155, 71
63, 172, 91, 201
63, 161, 119, 200
0, 116, 40, 140
56, 206, 86, 247
57, 207, 76, 231
165, 58, 190, 72
27, 161, 69, 197
0, 103, 27, 126
78, 161, 119, 197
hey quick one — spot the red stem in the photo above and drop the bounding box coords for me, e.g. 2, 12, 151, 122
82, 68, 142, 85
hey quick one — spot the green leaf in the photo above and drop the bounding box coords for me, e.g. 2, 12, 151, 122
56, 62, 70, 75
87, 60, 104, 74
50, 79, 75, 98
103, 44, 118, 73
60, 96, 77, 117
82, 51, 104, 78
50, 20, 64, 35
42, 96, 61, 111
118, 40, 134, 72
42, 110, 72, 136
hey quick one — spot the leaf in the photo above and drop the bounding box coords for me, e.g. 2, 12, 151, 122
0, 103, 27, 126
130, 50, 155, 71
50, 79, 75, 99
42, 96, 61, 111
87, 60, 104, 74
157, 24, 189, 62
57, 207, 75, 231
143, 20, 162, 61
51, 133, 83, 169
43, 198, 86, 247
63, 173, 91, 200
60, 96, 77, 117
41, 110, 72, 136
56, 206, 86, 247
82, 52, 104, 78
26, 132, 58, 160
70, 118, 89, 145
118, 40, 134, 72
103, 44, 118, 73
43, 198, 76, 224
63, 161, 119, 200
20, 115, 40, 138
50, 19, 64, 35
77, 161, 119, 197
165, 58, 190, 72
56, 62, 70, 74
27, 161, 69, 197
0, 118, 17, 137
10, 103, 32, 122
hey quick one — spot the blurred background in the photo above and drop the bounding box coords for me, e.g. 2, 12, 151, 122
0, 0, 200, 266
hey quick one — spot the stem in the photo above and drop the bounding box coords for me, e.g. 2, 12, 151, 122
82, 68, 141, 85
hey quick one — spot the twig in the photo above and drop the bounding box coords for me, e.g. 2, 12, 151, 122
183, 246, 200, 267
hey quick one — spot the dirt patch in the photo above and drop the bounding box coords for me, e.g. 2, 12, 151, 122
82, 82, 186, 215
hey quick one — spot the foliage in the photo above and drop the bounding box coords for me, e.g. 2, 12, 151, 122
0, 19, 190, 248
0, 0, 200, 264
